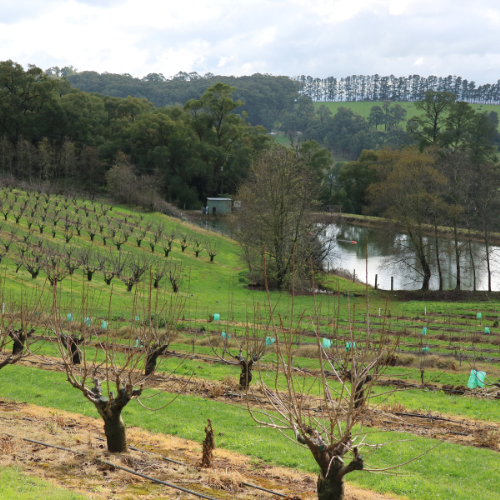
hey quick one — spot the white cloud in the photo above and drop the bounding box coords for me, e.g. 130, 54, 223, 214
0, 0, 500, 83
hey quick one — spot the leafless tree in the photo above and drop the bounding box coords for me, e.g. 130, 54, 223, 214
85, 222, 97, 242
132, 225, 148, 248
0, 202, 11, 221
246, 286, 432, 500
179, 231, 189, 253
113, 232, 127, 251
62, 245, 80, 275
160, 227, 175, 257
118, 254, 150, 292
191, 234, 204, 257
78, 247, 98, 281
208, 326, 267, 389
0, 297, 44, 370
48, 283, 185, 452
21, 248, 44, 279
152, 258, 169, 289
204, 239, 221, 263
44, 259, 70, 284
97, 250, 126, 286
168, 261, 183, 293
1, 230, 17, 253
74, 216, 84, 236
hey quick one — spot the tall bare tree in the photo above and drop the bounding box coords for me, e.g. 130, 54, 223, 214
235, 146, 331, 289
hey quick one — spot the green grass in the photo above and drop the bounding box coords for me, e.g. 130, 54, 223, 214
24, 335, 500, 423
0, 467, 88, 500
3, 188, 500, 498
1, 364, 499, 500
313, 101, 500, 130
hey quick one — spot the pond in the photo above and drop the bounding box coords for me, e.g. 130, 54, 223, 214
325, 222, 500, 291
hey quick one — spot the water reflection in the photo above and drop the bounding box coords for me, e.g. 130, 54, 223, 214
325, 222, 500, 291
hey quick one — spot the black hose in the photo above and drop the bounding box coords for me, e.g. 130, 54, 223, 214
4, 434, 220, 500
94, 436, 288, 497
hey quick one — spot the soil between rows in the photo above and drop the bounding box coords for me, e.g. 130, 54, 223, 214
0, 401, 403, 500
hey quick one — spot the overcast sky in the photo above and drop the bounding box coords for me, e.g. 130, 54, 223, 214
1, 0, 499, 83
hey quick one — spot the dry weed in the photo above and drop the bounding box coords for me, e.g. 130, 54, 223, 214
394, 354, 416, 366
222, 375, 240, 390
0, 435, 15, 455
196, 336, 222, 348
202, 468, 245, 491
477, 430, 500, 450
379, 402, 406, 413
208, 382, 224, 398
435, 357, 455, 370
295, 345, 319, 358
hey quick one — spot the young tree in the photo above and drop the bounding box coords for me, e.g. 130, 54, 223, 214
204, 239, 221, 263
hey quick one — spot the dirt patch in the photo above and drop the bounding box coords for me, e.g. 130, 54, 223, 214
0, 402, 402, 500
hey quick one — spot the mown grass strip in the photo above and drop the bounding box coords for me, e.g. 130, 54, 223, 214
1, 364, 499, 500
0, 466, 88, 500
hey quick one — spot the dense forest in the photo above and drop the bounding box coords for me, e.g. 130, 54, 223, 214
294, 74, 500, 104
0, 61, 282, 208
63, 70, 299, 130
0, 60, 335, 210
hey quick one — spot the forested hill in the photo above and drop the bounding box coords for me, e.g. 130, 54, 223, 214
67, 72, 299, 130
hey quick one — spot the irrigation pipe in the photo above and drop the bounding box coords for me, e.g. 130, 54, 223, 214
93, 436, 288, 498
4, 434, 221, 500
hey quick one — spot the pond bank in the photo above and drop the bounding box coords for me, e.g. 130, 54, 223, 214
318, 213, 500, 246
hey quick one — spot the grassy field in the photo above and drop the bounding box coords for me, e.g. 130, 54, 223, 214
2, 365, 500, 500
2, 186, 500, 499
312, 101, 500, 130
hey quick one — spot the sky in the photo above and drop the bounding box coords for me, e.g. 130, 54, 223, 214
1, 0, 500, 83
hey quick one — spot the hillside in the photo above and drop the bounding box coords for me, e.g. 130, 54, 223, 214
314, 101, 500, 130
2, 186, 500, 500
67, 72, 299, 130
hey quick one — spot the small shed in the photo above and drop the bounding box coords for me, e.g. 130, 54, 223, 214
207, 197, 232, 215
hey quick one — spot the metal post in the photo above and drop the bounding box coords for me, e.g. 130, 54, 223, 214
375, 274, 378, 290
391, 276, 394, 291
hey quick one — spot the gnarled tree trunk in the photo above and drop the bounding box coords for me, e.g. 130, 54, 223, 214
101, 409, 128, 453
91, 380, 142, 453
298, 427, 364, 500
